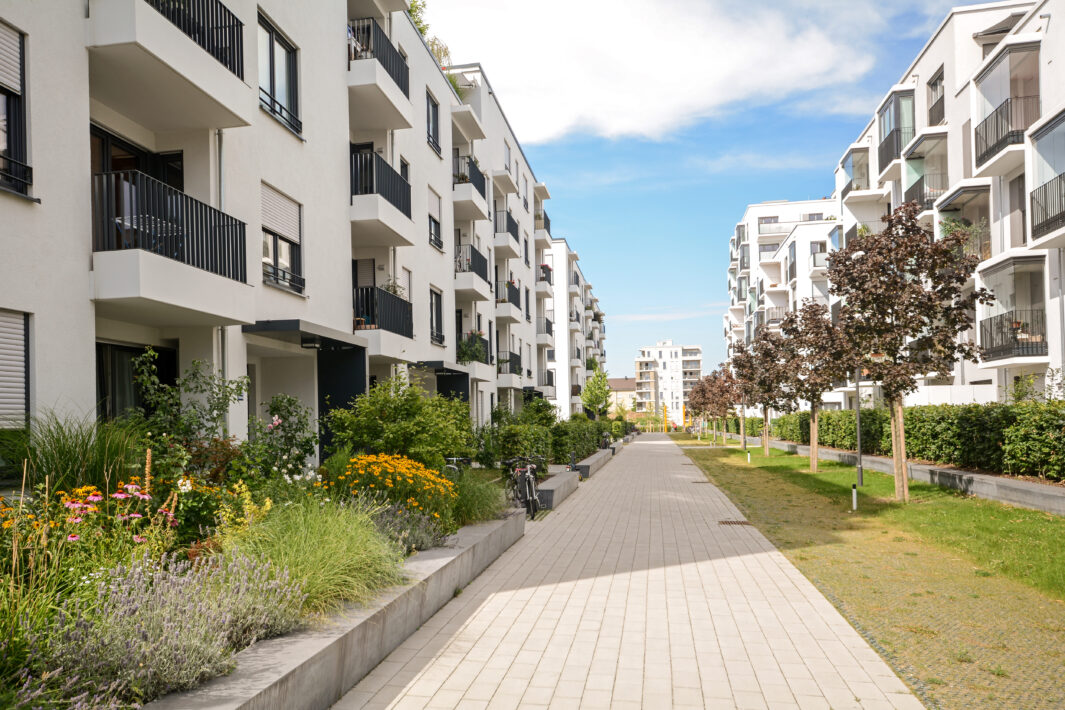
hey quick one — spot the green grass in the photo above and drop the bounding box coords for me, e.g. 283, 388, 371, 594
667, 432, 732, 446
227, 498, 404, 615
452, 469, 507, 526
715, 447, 1065, 598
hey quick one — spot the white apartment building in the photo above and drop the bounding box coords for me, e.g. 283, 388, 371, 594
726, 0, 1065, 409
0, 1, 603, 441
545, 238, 606, 418
633, 340, 701, 425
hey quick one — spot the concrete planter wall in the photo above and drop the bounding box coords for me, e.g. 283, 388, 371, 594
148, 513, 525, 710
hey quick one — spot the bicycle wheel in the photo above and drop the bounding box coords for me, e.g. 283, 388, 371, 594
525, 477, 538, 518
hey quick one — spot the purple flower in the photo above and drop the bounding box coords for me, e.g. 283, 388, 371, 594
64, 500, 83, 509
123, 484, 140, 493
66, 534, 79, 542
134, 492, 151, 501
85, 494, 103, 502
111, 492, 129, 500
67, 517, 83, 524
128, 513, 143, 519
133, 535, 146, 544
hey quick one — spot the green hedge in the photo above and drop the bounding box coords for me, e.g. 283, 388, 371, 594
550, 417, 611, 464
497, 424, 551, 467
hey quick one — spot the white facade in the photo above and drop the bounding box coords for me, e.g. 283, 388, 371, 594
0, 1, 604, 439
633, 340, 701, 425
726, 0, 1065, 408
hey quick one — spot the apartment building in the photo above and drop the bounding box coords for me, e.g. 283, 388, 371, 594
633, 340, 701, 425
0, 1, 601, 439
545, 238, 607, 418
725, 0, 1065, 408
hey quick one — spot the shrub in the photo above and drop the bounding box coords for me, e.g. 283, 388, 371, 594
236, 394, 319, 484
225, 498, 402, 614
451, 470, 506, 526
325, 454, 457, 529
497, 424, 551, 468
18, 552, 303, 707
772, 412, 809, 443
517, 398, 557, 428
325, 377, 473, 471
550, 418, 599, 464
1002, 401, 1065, 480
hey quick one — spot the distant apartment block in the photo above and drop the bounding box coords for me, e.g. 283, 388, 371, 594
634, 340, 701, 425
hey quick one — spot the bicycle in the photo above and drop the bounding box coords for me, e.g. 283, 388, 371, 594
502, 457, 540, 518
443, 456, 471, 479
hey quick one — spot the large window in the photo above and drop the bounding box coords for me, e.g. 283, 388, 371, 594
429, 289, 444, 344
261, 183, 303, 293
0, 21, 29, 195
96, 343, 176, 421
258, 15, 300, 133
426, 92, 440, 154
428, 188, 442, 248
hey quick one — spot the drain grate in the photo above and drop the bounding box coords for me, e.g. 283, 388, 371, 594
690, 480, 709, 484
718, 520, 752, 526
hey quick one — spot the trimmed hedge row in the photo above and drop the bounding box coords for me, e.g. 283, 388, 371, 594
769, 401, 1065, 480
492, 417, 628, 468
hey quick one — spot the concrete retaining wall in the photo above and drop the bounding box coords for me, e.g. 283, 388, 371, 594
147, 513, 526, 710
576, 448, 612, 480
741, 436, 1065, 516
538, 470, 578, 509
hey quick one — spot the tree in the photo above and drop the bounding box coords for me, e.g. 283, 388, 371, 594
828, 202, 991, 501
408, 0, 429, 35
732, 329, 796, 456
704, 366, 740, 444
581, 367, 611, 420
781, 301, 853, 473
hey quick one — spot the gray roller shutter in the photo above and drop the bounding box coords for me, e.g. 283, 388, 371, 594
261, 183, 300, 243
0, 310, 27, 423
0, 22, 21, 96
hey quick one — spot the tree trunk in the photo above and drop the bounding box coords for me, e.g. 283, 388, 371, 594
888, 397, 906, 502
894, 398, 909, 502
762, 406, 770, 457
740, 412, 746, 450
810, 404, 819, 473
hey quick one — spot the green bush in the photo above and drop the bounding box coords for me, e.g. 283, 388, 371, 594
497, 424, 551, 468
550, 417, 600, 464
772, 412, 809, 444
1002, 401, 1065, 479
903, 403, 1016, 472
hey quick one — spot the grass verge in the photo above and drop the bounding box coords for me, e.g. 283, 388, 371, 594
683, 445, 1065, 710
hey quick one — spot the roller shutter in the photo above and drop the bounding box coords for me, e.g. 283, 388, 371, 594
261, 183, 300, 243
0, 310, 28, 423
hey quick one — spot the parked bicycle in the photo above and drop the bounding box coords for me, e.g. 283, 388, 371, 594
503, 457, 540, 518
443, 456, 472, 479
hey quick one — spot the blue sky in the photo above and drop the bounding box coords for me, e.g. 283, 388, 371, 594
426, 0, 974, 375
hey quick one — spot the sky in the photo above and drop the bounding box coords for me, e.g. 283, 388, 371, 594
425, 0, 974, 376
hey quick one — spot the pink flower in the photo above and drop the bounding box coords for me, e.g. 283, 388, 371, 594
66, 517, 83, 524
132, 535, 146, 544
134, 492, 151, 500
123, 484, 140, 493
85, 494, 103, 502
128, 513, 143, 519
169, 519, 178, 527
111, 492, 129, 499
66, 534, 79, 542
64, 501, 83, 509
116, 514, 128, 521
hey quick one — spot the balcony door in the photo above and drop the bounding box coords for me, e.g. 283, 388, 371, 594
90, 126, 182, 188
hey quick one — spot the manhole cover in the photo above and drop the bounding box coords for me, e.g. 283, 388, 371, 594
718, 520, 752, 526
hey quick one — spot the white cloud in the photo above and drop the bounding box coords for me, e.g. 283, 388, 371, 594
613, 303, 728, 323
687, 151, 830, 174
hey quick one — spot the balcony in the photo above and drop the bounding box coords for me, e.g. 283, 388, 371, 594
497, 350, 521, 383
492, 166, 519, 195
86, 0, 254, 131
877, 127, 914, 178
347, 18, 413, 131
536, 265, 553, 299
353, 286, 413, 338
495, 281, 521, 323
350, 150, 413, 247
493, 210, 520, 259
975, 96, 1039, 171
809, 252, 829, 273
1031, 172, 1065, 242
91, 169, 252, 325
840, 178, 868, 202
980, 309, 1048, 361
454, 244, 492, 301
534, 211, 551, 248
452, 156, 489, 221
903, 173, 947, 213
537, 317, 553, 347
765, 307, 787, 327
537, 370, 555, 396
570, 384, 582, 398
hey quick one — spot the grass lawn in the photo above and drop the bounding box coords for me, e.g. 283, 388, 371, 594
683, 445, 1065, 710
667, 432, 732, 446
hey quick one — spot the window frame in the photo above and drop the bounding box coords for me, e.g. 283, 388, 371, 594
426, 91, 441, 154
0, 24, 30, 197
429, 288, 444, 345
262, 227, 304, 294
258, 14, 301, 134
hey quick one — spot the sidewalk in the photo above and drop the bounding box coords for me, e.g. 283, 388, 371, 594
333, 433, 921, 709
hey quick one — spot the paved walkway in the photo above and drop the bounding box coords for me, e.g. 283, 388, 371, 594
334, 434, 921, 710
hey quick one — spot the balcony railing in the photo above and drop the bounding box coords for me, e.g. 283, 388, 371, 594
455, 244, 489, 283
498, 350, 521, 376
765, 307, 787, 325
496, 281, 520, 308
452, 155, 486, 200
91, 170, 246, 282
350, 150, 411, 218
348, 18, 409, 97
353, 286, 413, 338
958, 225, 991, 262
975, 96, 1039, 167
538, 370, 554, 387
459, 334, 491, 365
538, 317, 553, 336
495, 209, 518, 241
263, 263, 305, 293
538, 263, 553, 285
840, 178, 869, 201
146, 0, 244, 78
929, 94, 945, 127
980, 309, 1048, 360
430, 327, 445, 345
903, 172, 947, 211
536, 211, 551, 235
740, 255, 750, 270
1031, 172, 1065, 239
0, 155, 33, 196
877, 127, 915, 170
809, 252, 829, 270
571, 384, 581, 397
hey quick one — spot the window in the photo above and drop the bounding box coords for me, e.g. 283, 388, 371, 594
0, 309, 28, 426
428, 188, 442, 249
426, 91, 440, 154
928, 68, 945, 125
399, 158, 409, 182
525, 287, 531, 321
504, 142, 511, 173
258, 14, 300, 133
758, 216, 779, 224
0, 22, 29, 195
802, 213, 823, 221
261, 183, 304, 293
523, 237, 529, 265
429, 289, 444, 344
522, 175, 529, 210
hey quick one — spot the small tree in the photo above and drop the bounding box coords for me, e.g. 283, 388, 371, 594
581, 366, 611, 420
704, 365, 740, 444
828, 202, 991, 501
732, 330, 796, 456
781, 301, 853, 472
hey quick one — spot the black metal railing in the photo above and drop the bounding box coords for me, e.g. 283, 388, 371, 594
975, 96, 1040, 167
765, 307, 787, 325
263, 263, 305, 293
536, 211, 551, 235
570, 384, 581, 397
955, 225, 991, 262
348, 18, 409, 97
259, 87, 301, 134
430, 327, 445, 345
840, 178, 869, 201
455, 244, 489, 283
538, 370, 554, 387
538, 264, 553, 285
1031, 172, 1065, 239
929, 94, 945, 127
538, 317, 553, 336
571, 272, 581, 287
844, 225, 857, 249
980, 309, 1048, 360
498, 350, 521, 376
495, 209, 518, 241
428, 216, 442, 249
461, 334, 491, 365
350, 150, 411, 218
495, 281, 520, 308
353, 286, 413, 337
903, 172, 947, 211
0, 155, 32, 195
452, 156, 486, 199
92, 170, 246, 282
877, 127, 914, 170
146, 0, 244, 78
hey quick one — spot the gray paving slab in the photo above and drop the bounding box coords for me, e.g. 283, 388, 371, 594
333, 433, 920, 710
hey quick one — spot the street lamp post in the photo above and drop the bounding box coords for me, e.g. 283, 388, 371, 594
854, 366, 863, 487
